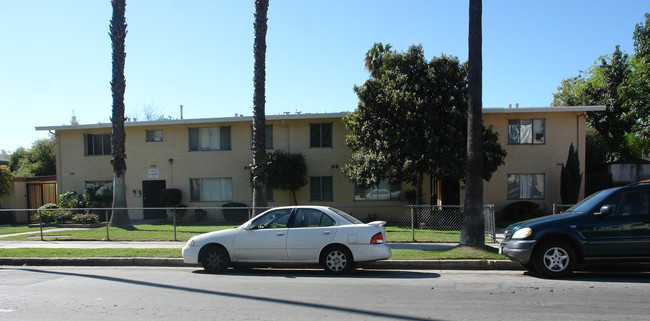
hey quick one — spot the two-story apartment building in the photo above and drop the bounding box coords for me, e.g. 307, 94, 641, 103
36, 106, 604, 221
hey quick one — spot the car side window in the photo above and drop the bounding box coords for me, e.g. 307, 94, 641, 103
250, 209, 292, 229
615, 190, 650, 216
292, 209, 336, 227
319, 213, 336, 227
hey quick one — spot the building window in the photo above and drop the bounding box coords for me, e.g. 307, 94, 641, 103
84, 134, 111, 156
508, 119, 545, 144
507, 174, 544, 200
310, 176, 333, 201
189, 127, 231, 151
146, 129, 163, 142
250, 124, 273, 149
310, 123, 332, 148
355, 181, 402, 201
190, 178, 233, 202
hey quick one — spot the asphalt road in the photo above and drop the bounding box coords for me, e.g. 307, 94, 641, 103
1, 266, 649, 320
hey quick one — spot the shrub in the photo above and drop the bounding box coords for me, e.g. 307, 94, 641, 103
222, 202, 249, 223
502, 201, 543, 221
71, 213, 100, 224
160, 188, 183, 207
193, 208, 207, 222
36, 203, 59, 223
54, 211, 74, 224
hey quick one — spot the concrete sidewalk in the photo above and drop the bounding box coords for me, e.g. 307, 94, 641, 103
0, 240, 522, 270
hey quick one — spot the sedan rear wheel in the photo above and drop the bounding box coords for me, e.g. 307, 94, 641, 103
200, 245, 230, 273
321, 246, 354, 274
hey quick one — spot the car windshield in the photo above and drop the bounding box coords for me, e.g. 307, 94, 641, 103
565, 188, 619, 213
328, 208, 363, 225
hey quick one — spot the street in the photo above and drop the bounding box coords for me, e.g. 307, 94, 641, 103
0, 266, 649, 320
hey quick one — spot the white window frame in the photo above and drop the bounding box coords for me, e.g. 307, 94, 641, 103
354, 181, 402, 201
189, 126, 231, 151
84, 133, 111, 156
507, 174, 545, 200
508, 119, 545, 145
190, 178, 233, 202
146, 129, 163, 142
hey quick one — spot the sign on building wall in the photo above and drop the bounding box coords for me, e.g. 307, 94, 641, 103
148, 168, 160, 179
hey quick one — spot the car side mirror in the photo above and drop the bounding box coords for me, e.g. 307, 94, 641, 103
595, 205, 612, 218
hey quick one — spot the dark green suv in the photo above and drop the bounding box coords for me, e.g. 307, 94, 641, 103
500, 181, 650, 278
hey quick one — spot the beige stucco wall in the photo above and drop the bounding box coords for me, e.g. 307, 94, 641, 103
480, 109, 587, 215
0, 179, 29, 223
44, 108, 595, 221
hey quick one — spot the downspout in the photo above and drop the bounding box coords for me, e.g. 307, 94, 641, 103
576, 113, 586, 198
576, 113, 586, 154
49, 130, 61, 198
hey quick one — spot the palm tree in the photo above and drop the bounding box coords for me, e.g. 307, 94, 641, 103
460, 0, 483, 245
251, 0, 269, 211
109, 0, 130, 227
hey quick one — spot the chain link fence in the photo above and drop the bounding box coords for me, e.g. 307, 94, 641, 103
0, 204, 496, 243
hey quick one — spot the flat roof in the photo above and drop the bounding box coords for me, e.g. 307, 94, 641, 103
483, 106, 606, 113
36, 112, 349, 131
36, 106, 606, 131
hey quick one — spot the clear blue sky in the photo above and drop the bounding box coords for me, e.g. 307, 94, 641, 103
1, 0, 649, 152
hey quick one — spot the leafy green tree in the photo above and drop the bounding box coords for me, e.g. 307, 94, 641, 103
109, 0, 130, 227
251, 0, 269, 211
561, 144, 582, 204
266, 151, 307, 205
0, 165, 13, 200
10, 137, 56, 177
343, 43, 505, 208
629, 13, 650, 142
585, 126, 609, 171
584, 46, 634, 160
8, 147, 27, 172
551, 75, 588, 107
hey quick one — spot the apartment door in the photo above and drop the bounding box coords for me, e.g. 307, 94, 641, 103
142, 180, 166, 219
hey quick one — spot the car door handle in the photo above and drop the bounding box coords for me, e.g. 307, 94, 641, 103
322, 231, 331, 235
275, 232, 285, 236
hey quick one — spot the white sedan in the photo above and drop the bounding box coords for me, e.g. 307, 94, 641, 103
182, 206, 391, 273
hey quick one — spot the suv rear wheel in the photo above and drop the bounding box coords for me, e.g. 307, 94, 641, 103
532, 240, 576, 278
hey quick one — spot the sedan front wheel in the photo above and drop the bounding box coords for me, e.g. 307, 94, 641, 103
200, 245, 230, 273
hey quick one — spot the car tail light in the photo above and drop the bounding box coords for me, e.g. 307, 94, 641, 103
371, 232, 384, 244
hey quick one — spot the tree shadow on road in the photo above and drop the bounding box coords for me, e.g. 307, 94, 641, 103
14, 267, 440, 321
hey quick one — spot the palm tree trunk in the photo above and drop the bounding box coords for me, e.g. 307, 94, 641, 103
251, 0, 269, 212
460, 0, 484, 245
109, 0, 130, 227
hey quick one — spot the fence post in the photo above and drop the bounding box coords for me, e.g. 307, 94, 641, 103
106, 209, 110, 241
489, 205, 496, 243
410, 206, 415, 242
173, 208, 177, 241
38, 209, 44, 241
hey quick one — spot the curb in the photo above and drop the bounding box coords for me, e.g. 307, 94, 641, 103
0, 257, 523, 270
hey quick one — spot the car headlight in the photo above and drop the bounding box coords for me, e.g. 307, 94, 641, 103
511, 227, 532, 239
185, 239, 195, 247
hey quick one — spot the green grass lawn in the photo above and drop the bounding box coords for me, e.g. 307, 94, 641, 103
0, 223, 237, 241
1, 223, 495, 244
0, 246, 507, 260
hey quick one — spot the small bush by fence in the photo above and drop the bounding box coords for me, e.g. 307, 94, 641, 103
0, 205, 497, 243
